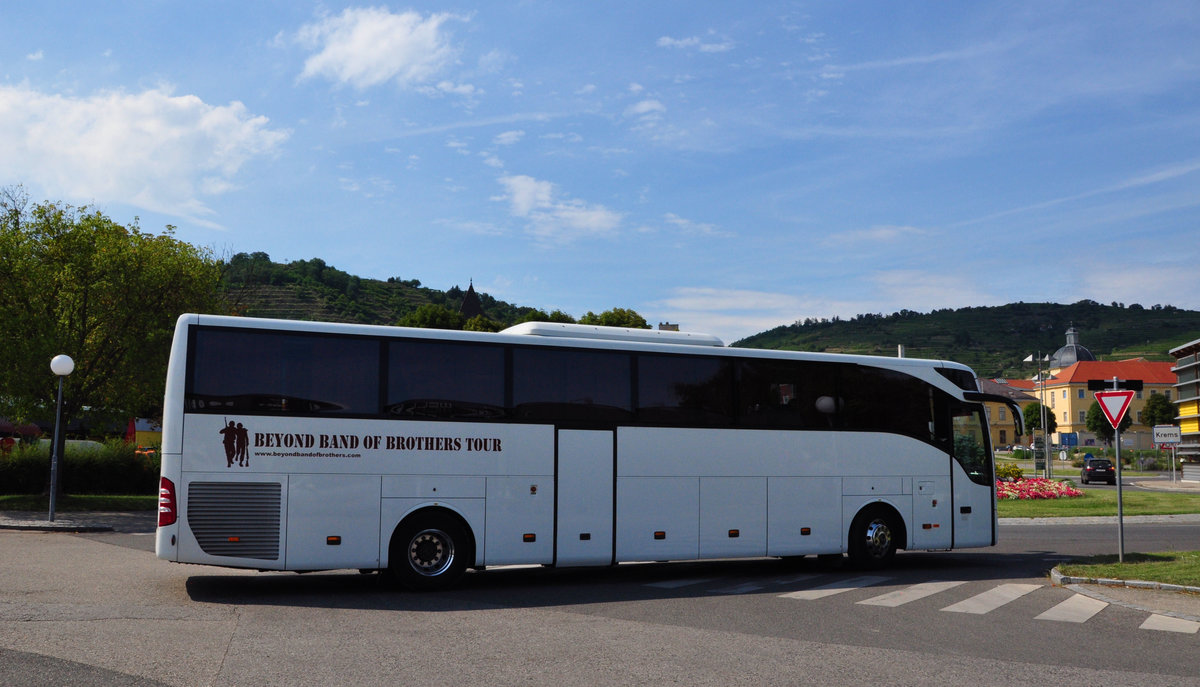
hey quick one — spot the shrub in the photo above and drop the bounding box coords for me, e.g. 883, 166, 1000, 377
995, 462, 1024, 481
0, 440, 159, 495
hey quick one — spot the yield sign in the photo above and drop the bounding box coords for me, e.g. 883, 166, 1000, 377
1095, 390, 1135, 428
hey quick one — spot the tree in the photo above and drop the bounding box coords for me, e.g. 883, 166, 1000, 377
517, 308, 576, 324
398, 304, 463, 330
578, 307, 649, 328
463, 314, 500, 332
0, 190, 222, 425
1022, 402, 1057, 436
1086, 400, 1132, 446
1141, 393, 1178, 427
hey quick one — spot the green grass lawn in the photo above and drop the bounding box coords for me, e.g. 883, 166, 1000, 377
997, 486, 1200, 588
996, 488, 1200, 518
1057, 552, 1200, 588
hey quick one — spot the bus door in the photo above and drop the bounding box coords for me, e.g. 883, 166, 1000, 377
555, 429, 615, 566
949, 404, 996, 547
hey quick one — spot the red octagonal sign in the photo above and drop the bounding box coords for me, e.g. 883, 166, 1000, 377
1095, 390, 1135, 428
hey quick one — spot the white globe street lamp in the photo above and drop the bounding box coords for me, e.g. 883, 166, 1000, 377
48, 354, 74, 522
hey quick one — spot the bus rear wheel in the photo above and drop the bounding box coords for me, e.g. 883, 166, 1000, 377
848, 506, 898, 569
389, 513, 469, 591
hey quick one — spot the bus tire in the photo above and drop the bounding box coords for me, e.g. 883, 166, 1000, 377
847, 506, 898, 569
388, 512, 470, 591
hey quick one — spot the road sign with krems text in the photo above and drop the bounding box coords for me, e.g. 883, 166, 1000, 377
1153, 425, 1181, 444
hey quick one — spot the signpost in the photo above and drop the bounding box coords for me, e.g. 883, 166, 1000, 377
1154, 424, 1182, 484
1095, 387, 1135, 562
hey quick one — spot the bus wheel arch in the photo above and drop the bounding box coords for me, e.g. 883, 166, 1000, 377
387, 507, 476, 591
847, 503, 905, 569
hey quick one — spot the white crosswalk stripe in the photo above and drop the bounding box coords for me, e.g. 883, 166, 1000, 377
641, 575, 1197, 633
1140, 614, 1200, 634
1035, 593, 1108, 623
858, 580, 966, 607
779, 575, 892, 600
940, 583, 1041, 614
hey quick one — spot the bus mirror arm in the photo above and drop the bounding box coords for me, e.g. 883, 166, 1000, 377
962, 391, 1025, 436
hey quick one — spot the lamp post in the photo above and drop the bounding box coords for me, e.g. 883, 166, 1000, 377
1023, 352, 1054, 479
48, 354, 74, 522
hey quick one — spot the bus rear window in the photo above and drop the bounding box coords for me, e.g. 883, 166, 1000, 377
187, 328, 381, 415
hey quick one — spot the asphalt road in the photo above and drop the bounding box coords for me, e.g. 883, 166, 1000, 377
2, 514, 1199, 687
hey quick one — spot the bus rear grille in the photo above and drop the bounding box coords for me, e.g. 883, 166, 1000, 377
188, 482, 282, 560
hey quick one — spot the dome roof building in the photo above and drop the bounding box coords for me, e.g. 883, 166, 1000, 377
1048, 326, 1095, 371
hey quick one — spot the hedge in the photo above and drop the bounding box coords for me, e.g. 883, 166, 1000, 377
0, 441, 160, 495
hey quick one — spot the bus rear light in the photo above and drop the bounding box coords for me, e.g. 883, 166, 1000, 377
728, 529, 740, 538
157, 477, 177, 527
227, 536, 241, 543
800, 528, 811, 536
522, 533, 536, 543
653, 531, 666, 540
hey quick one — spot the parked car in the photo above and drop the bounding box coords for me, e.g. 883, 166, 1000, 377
1080, 458, 1116, 485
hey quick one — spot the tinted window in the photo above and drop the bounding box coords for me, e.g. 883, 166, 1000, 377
839, 365, 935, 442
951, 403, 993, 485
188, 328, 380, 415
388, 340, 505, 420
637, 355, 734, 426
738, 358, 839, 429
512, 348, 632, 424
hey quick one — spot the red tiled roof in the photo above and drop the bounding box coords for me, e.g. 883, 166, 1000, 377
993, 378, 1037, 391
1048, 359, 1176, 386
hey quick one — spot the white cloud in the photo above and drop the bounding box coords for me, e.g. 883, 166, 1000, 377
656, 34, 734, 53
820, 224, 928, 247
296, 8, 466, 90
26, 50, 44, 61
496, 174, 622, 243
869, 271, 994, 311
0, 84, 288, 226
625, 99, 666, 117
425, 80, 479, 97
652, 287, 825, 343
625, 99, 667, 131
662, 212, 732, 237
493, 130, 525, 145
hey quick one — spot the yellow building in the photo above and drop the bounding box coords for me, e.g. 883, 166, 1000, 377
977, 378, 1035, 449
1170, 338, 1200, 462
1040, 358, 1176, 448
998, 328, 1176, 450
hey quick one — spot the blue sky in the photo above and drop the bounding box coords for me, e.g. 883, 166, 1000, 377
3, 2, 1199, 343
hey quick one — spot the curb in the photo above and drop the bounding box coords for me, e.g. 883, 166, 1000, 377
1050, 567, 1200, 622
0, 518, 113, 533
1051, 567, 1200, 595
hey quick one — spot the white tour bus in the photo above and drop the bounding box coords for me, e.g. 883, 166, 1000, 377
156, 314, 1021, 590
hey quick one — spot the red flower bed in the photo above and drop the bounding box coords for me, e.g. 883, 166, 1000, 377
995, 478, 1083, 500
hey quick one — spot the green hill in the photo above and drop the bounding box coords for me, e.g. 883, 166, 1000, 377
219, 252, 539, 326
734, 301, 1200, 378
219, 255, 1200, 378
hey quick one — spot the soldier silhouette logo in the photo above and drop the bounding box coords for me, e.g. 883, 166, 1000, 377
219, 419, 250, 468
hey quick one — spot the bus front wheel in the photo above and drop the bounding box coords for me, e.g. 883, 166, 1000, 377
847, 506, 898, 569
389, 513, 470, 591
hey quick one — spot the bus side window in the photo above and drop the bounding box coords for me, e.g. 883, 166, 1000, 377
387, 340, 505, 420
188, 329, 380, 415
637, 354, 735, 427
950, 404, 991, 485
